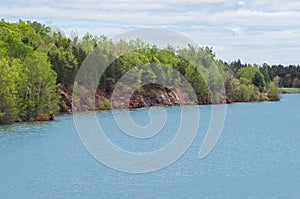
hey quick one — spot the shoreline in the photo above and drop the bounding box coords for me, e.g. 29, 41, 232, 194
279, 88, 300, 94
5, 93, 300, 125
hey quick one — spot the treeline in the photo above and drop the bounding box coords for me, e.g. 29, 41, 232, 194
265, 64, 300, 88
226, 60, 300, 88
0, 19, 297, 124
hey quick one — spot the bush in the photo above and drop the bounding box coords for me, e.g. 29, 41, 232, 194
98, 99, 111, 110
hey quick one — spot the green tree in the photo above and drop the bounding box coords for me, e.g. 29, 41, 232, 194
268, 76, 280, 101
0, 58, 19, 124
48, 32, 79, 89
0, 20, 60, 122
19, 52, 59, 120
238, 65, 259, 81
252, 72, 266, 92
283, 74, 292, 87
260, 64, 270, 83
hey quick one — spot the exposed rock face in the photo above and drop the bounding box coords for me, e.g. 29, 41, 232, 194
59, 87, 72, 112
60, 86, 199, 112
130, 94, 145, 108
142, 87, 180, 107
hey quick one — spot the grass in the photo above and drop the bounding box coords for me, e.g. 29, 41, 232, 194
279, 87, 300, 94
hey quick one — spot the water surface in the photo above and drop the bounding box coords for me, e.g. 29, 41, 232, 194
0, 94, 299, 198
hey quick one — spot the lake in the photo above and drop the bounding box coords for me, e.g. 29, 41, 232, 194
0, 94, 299, 198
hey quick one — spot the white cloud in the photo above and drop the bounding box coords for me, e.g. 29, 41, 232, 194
238, 1, 245, 6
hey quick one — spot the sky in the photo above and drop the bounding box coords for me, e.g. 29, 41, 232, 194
1, 0, 300, 65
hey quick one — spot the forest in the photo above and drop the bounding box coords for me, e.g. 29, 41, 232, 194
0, 19, 299, 124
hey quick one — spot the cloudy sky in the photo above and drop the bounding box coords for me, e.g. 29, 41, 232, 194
1, 0, 300, 65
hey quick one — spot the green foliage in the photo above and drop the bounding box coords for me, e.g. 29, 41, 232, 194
238, 65, 259, 81
267, 64, 300, 88
268, 76, 280, 101
48, 32, 80, 90
0, 20, 59, 124
19, 51, 59, 120
98, 99, 111, 110
260, 64, 270, 83
0, 58, 19, 124
228, 78, 260, 102
283, 74, 292, 88
252, 72, 266, 92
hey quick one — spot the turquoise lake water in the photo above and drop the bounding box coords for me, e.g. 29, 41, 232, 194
0, 94, 299, 198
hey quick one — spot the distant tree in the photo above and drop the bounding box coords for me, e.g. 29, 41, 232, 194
252, 72, 266, 92
268, 76, 280, 101
238, 65, 259, 81
283, 74, 292, 88
292, 77, 300, 88
268, 64, 300, 88
260, 63, 270, 83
